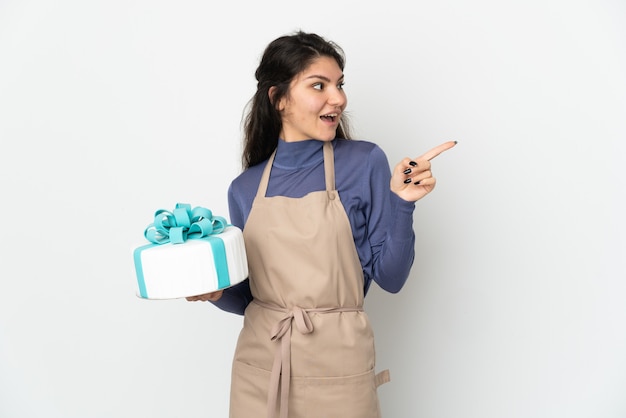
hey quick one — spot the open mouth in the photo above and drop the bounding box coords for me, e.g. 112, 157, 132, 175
320, 113, 338, 122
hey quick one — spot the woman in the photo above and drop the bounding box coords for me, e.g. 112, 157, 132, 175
188, 31, 456, 418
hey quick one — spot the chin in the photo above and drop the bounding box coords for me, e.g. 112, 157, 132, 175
319, 131, 338, 141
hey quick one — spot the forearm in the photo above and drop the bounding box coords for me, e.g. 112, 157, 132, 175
371, 194, 416, 293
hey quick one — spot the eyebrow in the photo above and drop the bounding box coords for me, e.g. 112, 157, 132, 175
304, 74, 345, 82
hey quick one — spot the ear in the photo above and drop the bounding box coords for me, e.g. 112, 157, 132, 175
268, 86, 285, 111
268, 86, 277, 104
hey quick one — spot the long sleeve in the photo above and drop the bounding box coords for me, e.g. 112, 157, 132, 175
342, 141, 415, 294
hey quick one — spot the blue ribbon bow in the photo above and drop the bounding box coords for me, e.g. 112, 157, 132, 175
144, 203, 228, 245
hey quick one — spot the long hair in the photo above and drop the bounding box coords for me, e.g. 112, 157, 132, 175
241, 31, 352, 169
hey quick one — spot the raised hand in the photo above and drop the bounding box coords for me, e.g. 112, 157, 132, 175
390, 141, 457, 202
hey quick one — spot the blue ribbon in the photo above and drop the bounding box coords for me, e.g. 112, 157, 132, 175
144, 203, 228, 245
134, 203, 232, 299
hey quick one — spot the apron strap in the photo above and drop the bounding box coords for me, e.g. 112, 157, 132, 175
252, 299, 363, 418
375, 369, 391, 387
256, 150, 277, 198
323, 141, 335, 192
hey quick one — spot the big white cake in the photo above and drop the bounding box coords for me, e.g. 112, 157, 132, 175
132, 204, 248, 300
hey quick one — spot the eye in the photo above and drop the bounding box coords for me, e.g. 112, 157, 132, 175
312, 82, 324, 90
338, 82, 345, 90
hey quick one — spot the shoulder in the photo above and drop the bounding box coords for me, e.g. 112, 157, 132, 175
335, 138, 381, 153
334, 138, 390, 168
228, 160, 267, 198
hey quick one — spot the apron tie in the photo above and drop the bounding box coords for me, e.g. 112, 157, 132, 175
253, 299, 363, 418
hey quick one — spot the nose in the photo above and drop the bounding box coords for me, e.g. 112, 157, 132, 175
328, 86, 347, 108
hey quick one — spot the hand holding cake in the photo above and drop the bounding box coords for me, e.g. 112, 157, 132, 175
186, 290, 223, 302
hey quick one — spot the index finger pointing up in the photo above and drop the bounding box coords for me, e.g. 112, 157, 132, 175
420, 140, 458, 161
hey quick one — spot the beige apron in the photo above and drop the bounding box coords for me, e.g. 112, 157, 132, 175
230, 141, 390, 418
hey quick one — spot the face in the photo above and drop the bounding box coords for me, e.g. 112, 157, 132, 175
276, 56, 347, 142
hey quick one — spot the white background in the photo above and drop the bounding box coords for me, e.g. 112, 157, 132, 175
1, 0, 625, 417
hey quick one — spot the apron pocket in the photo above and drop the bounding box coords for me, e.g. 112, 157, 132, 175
289, 368, 383, 418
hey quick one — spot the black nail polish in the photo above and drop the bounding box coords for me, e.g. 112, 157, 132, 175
404, 178, 412, 184
414, 180, 421, 185
409, 161, 417, 167
403, 168, 412, 174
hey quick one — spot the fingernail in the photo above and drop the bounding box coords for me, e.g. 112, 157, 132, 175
414, 180, 421, 185
403, 168, 412, 174
404, 178, 412, 184
409, 161, 417, 167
